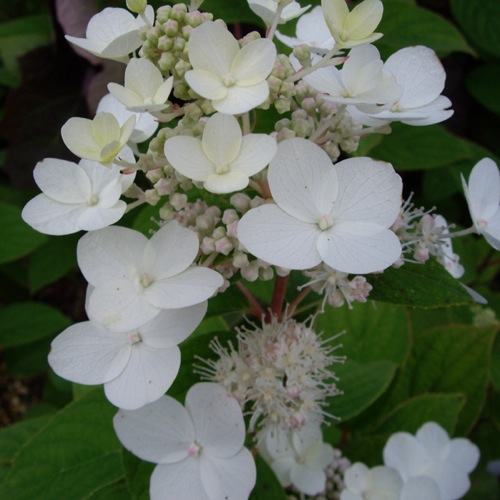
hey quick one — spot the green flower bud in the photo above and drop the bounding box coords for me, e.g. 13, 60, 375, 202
158, 35, 174, 52
126, 0, 147, 14
174, 59, 191, 78
292, 44, 311, 65
170, 3, 188, 21
158, 52, 176, 71
163, 19, 178, 37
275, 97, 291, 114
156, 6, 172, 24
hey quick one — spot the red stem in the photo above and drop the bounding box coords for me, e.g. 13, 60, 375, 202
268, 274, 289, 322
236, 281, 266, 318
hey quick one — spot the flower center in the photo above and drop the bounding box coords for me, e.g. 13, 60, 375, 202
317, 214, 334, 231
222, 73, 237, 87
127, 331, 142, 344
187, 442, 201, 457
215, 162, 230, 174
140, 272, 154, 288
477, 218, 488, 229
87, 193, 99, 206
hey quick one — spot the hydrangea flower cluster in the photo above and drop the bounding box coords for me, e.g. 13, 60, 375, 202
20, 0, 495, 498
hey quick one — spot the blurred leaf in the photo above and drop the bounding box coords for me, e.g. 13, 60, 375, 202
369, 124, 472, 171
202, 0, 257, 24
374, 393, 465, 434
0, 388, 124, 500
122, 449, 154, 500
3, 337, 52, 376
0, 301, 70, 347
86, 481, 131, 499
250, 455, 287, 500
369, 260, 473, 308
315, 301, 410, 365
377, 2, 475, 59
451, 0, 500, 57
466, 63, 500, 116
28, 234, 79, 293
389, 324, 497, 434
0, 202, 47, 264
330, 361, 397, 421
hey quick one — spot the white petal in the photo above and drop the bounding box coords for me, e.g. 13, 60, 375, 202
212, 82, 269, 114
87, 282, 160, 332
125, 58, 164, 100
269, 137, 338, 222
107, 82, 143, 108
145, 267, 223, 309
305, 442, 334, 470
154, 76, 174, 104
33, 158, 90, 202
270, 457, 295, 486
201, 113, 242, 167
185, 69, 227, 100
443, 438, 480, 474
22, 196, 88, 235
370, 465, 403, 494
61, 117, 100, 161
144, 222, 199, 279
385, 46, 445, 109
230, 134, 277, 176
76, 203, 126, 231
467, 158, 500, 222
383, 432, 429, 481
49, 321, 130, 385
345, 0, 383, 40
204, 171, 249, 194
422, 461, 471, 500
332, 157, 402, 227
290, 464, 326, 495
199, 450, 256, 500
140, 303, 207, 349
113, 396, 194, 464
150, 461, 210, 500
188, 21, 239, 76
164, 136, 214, 181
77, 226, 146, 287
400, 476, 440, 500
78, 159, 123, 197
304, 65, 345, 97
317, 222, 402, 274
105, 344, 180, 410
237, 204, 322, 270
415, 422, 449, 460
342, 45, 382, 94
344, 462, 371, 492
186, 383, 245, 457
231, 38, 277, 86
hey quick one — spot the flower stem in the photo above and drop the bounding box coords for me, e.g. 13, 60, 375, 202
288, 286, 312, 315
236, 281, 266, 318
285, 47, 345, 83
266, 4, 285, 40
445, 225, 478, 239
125, 199, 146, 213
269, 274, 289, 319
241, 112, 251, 135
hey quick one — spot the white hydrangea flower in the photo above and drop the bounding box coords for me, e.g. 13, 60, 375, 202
461, 157, 500, 250
108, 58, 174, 113
48, 303, 206, 410
257, 421, 334, 495
22, 156, 135, 235
433, 215, 464, 278
321, 0, 383, 49
113, 383, 256, 500
61, 111, 135, 165
276, 6, 335, 54
347, 46, 453, 126
237, 137, 402, 274
185, 21, 277, 114
383, 421, 480, 500
248, 0, 311, 27
97, 93, 158, 146
65, 6, 154, 62
303, 44, 401, 112
78, 221, 223, 331
164, 113, 277, 194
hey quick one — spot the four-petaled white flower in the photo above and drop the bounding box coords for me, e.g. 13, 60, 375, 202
164, 113, 277, 194
238, 137, 402, 274
108, 58, 174, 113
113, 383, 256, 500
48, 304, 206, 410
383, 421, 480, 500
461, 157, 500, 250
61, 111, 136, 165
78, 222, 223, 331
276, 6, 335, 54
258, 422, 334, 495
321, 0, 383, 49
303, 44, 401, 112
347, 46, 453, 126
185, 21, 277, 115
65, 6, 154, 62
22, 157, 135, 235
248, 0, 311, 27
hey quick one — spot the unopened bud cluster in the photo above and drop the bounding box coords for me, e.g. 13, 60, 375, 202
196, 315, 344, 432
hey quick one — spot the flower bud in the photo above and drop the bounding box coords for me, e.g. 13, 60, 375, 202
292, 44, 311, 65
275, 98, 291, 114
126, 0, 147, 14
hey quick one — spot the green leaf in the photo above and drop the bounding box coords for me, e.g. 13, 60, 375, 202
122, 449, 154, 500
315, 301, 410, 365
3, 337, 52, 376
250, 455, 287, 500
0, 415, 52, 482
0, 388, 124, 500
0, 301, 70, 347
389, 324, 497, 433
377, 2, 475, 58
202, 0, 259, 24
369, 260, 473, 308
86, 481, 131, 500
466, 64, 500, 116
0, 202, 47, 264
451, 0, 500, 57
369, 124, 472, 171
28, 234, 78, 293
491, 333, 500, 392
330, 361, 397, 421
374, 393, 465, 434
